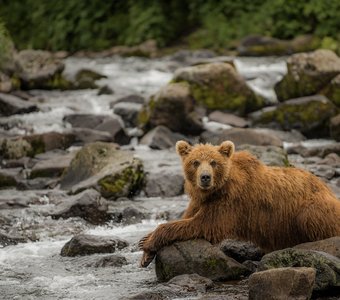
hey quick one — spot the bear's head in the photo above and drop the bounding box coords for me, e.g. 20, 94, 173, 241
176, 140, 235, 192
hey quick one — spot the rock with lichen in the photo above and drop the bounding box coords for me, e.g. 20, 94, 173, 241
172, 62, 265, 116
250, 95, 338, 138
275, 49, 340, 102
60, 142, 144, 199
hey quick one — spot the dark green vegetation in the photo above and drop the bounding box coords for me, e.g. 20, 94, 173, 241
0, 0, 339, 51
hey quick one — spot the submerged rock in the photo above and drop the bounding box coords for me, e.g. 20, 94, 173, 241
172, 62, 265, 116
249, 267, 315, 300
0, 92, 38, 116
50, 189, 109, 225
250, 95, 338, 138
87, 254, 128, 268
139, 82, 204, 135
60, 142, 144, 199
258, 248, 340, 291
60, 234, 128, 257
275, 49, 340, 101
155, 239, 250, 282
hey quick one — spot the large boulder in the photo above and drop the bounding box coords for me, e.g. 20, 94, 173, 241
200, 128, 283, 147
250, 95, 338, 138
249, 267, 315, 300
139, 82, 204, 135
0, 92, 38, 116
15, 50, 71, 90
155, 239, 250, 282
258, 248, 340, 291
172, 62, 265, 115
50, 189, 109, 225
60, 234, 128, 257
294, 237, 340, 259
275, 49, 340, 102
60, 142, 144, 199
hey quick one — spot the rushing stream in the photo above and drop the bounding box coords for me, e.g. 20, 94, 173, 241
0, 54, 321, 299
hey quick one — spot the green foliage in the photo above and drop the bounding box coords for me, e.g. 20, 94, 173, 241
0, 21, 14, 70
0, 0, 339, 51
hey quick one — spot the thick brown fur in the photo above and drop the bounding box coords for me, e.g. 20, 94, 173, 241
139, 141, 340, 267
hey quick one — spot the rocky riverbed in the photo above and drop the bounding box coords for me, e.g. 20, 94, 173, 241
0, 48, 340, 299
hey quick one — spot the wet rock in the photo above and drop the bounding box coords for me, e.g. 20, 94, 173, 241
172, 63, 264, 116
139, 82, 204, 135
0, 92, 38, 116
64, 114, 130, 145
60, 142, 144, 199
330, 114, 340, 141
69, 128, 114, 144
110, 206, 147, 224
109, 40, 158, 58
17, 177, 59, 190
294, 237, 340, 259
220, 240, 264, 263
140, 126, 187, 150
201, 128, 283, 147
30, 151, 75, 179
16, 50, 71, 90
286, 142, 340, 158
0, 168, 21, 188
60, 234, 128, 257
275, 49, 340, 101
324, 74, 340, 107
87, 254, 128, 268
97, 84, 114, 95
208, 111, 249, 128
237, 145, 289, 167
249, 267, 316, 300
113, 94, 145, 105
156, 239, 250, 282
23, 132, 76, 156
238, 34, 320, 56
112, 102, 143, 128
50, 189, 109, 225
0, 137, 32, 159
0, 231, 28, 247
169, 49, 217, 64
135, 148, 183, 197
73, 68, 106, 89
258, 248, 340, 291
0, 194, 30, 209
250, 95, 338, 138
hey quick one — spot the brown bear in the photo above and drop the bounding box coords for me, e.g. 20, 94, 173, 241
139, 141, 340, 267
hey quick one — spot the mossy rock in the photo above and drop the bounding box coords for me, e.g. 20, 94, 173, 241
258, 248, 340, 291
275, 49, 340, 101
74, 68, 107, 89
250, 95, 339, 138
172, 62, 265, 116
60, 142, 145, 199
0, 23, 16, 74
0, 138, 32, 159
139, 82, 203, 135
322, 74, 340, 107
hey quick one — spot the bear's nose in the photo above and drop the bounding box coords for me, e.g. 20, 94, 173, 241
200, 173, 211, 184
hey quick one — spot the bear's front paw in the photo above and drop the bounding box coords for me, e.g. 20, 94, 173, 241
138, 232, 152, 250
140, 251, 156, 268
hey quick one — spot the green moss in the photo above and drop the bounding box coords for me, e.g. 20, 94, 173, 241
205, 258, 219, 269
137, 97, 155, 127
28, 138, 45, 157
98, 160, 145, 199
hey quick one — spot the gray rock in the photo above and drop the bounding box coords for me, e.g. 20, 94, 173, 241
60, 234, 128, 257
156, 239, 250, 282
73, 68, 106, 89
64, 114, 130, 145
97, 84, 114, 95
250, 95, 338, 138
294, 237, 340, 260
249, 267, 316, 300
30, 151, 75, 179
220, 240, 264, 263
0, 167, 21, 188
254, 128, 306, 143
258, 248, 340, 291
201, 128, 283, 147
208, 111, 249, 128
113, 102, 143, 127
69, 128, 114, 144
60, 142, 144, 199
237, 145, 289, 166
110, 206, 147, 224
140, 126, 188, 150
0, 93, 38, 116
135, 148, 183, 197
17, 177, 59, 190
0, 137, 33, 159
50, 189, 109, 225
113, 94, 145, 105
286, 142, 340, 158
87, 254, 127, 268
0, 231, 28, 247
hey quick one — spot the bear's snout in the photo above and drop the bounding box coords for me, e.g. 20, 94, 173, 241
199, 171, 212, 189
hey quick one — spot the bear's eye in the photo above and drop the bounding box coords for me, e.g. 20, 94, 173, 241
210, 160, 217, 167
193, 160, 200, 167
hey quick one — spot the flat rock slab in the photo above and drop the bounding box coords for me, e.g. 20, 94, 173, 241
249, 267, 315, 300
155, 239, 250, 282
60, 234, 128, 257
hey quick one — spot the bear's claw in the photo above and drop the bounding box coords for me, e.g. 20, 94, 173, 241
140, 251, 156, 268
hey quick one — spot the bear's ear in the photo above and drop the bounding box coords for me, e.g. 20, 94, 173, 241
218, 141, 235, 158
176, 140, 192, 157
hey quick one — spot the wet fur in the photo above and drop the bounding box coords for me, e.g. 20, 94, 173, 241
139, 141, 340, 267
